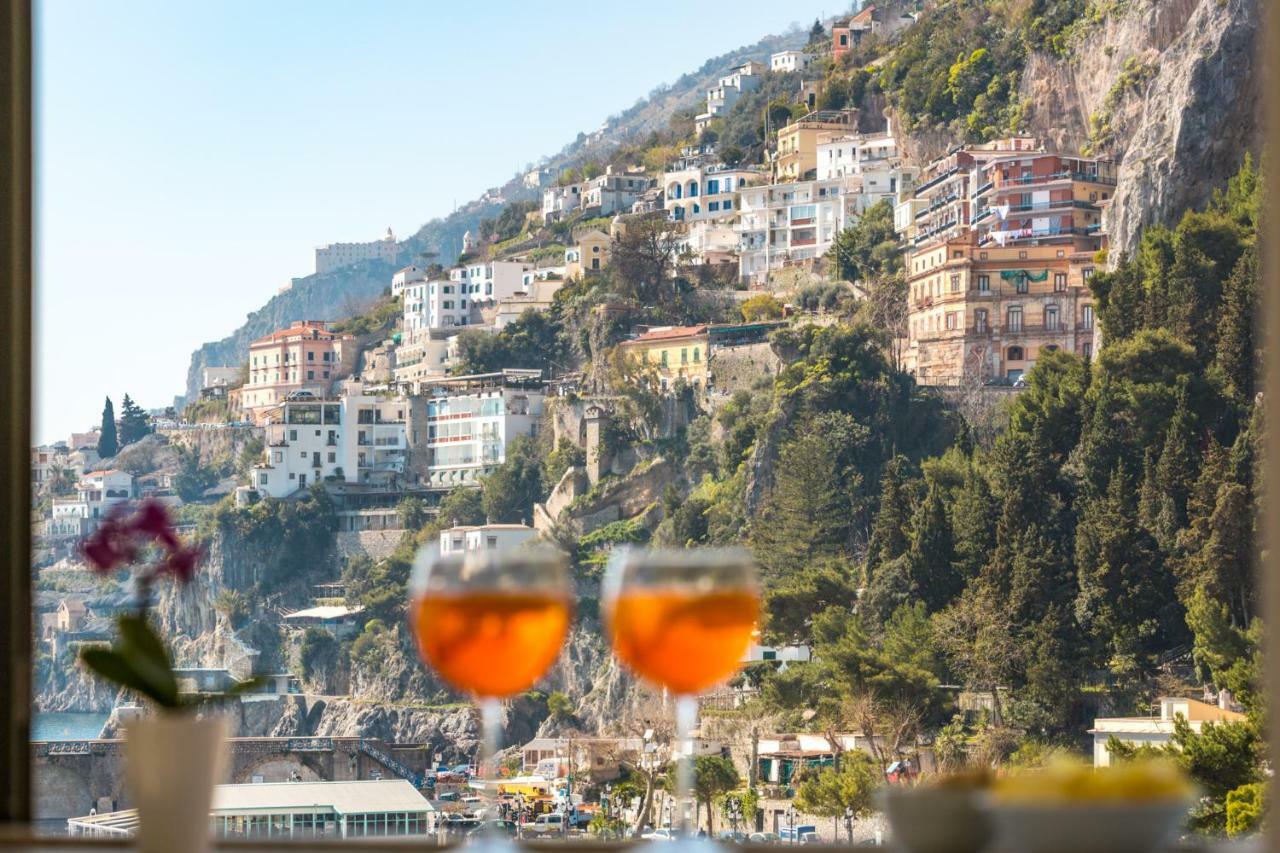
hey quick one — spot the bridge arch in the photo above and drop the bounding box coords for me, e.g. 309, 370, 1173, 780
235, 753, 329, 784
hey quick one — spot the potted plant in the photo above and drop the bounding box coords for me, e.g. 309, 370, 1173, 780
78, 500, 254, 853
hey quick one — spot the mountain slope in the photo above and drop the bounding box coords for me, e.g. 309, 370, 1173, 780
183, 27, 810, 398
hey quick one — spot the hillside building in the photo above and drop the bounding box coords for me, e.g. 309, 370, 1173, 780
770, 50, 814, 73
239, 321, 356, 419
390, 264, 427, 297
695, 61, 764, 133
897, 139, 1114, 385
662, 164, 762, 224
565, 229, 612, 279
581, 168, 652, 217
735, 177, 853, 285
314, 228, 398, 275
252, 382, 409, 498
771, 111, 857, 182
616, 325, 709, 391
438, 523, 537, 553
542, 182, 584, 223
409, 370, 545, 489
1091, 696, 1247, 768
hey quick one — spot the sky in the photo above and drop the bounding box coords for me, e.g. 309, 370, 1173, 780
34, 1, 834, 445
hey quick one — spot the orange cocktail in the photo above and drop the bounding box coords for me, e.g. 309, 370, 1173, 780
413, 591, 571, 697
608, 588, 759, 695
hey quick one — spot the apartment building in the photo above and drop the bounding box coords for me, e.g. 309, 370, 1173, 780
47, 469, 135, 537
581, 168, 652, 217
542, 182, 584, 223
772, 111, 857, 182
32, 443, 69, 487
391, 328, 455, 390
815, 129, 898, 181
239, 321, 356, 418
662, 164, 762, 223
390, 264, 427, 297
897, 139, 1114, 385
736, 177, 852, 285
770, 50, 814, 73
616, 326, 709, 391
695, 61, 764, 133
253, 383, 409, 498
450, 261, 531, 304
409, 370, 545, 489
314, 228, 398, 275
494, 278, 564, 329
403, 279, 471, 332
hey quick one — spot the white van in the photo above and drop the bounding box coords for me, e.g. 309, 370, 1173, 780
531, 814, 564, 834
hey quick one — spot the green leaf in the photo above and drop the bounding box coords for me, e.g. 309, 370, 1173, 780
80, 648, 177, 708
223, 676, 268, 696
115, 615, 179, 707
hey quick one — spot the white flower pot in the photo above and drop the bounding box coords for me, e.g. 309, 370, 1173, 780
126, 713, 228, 853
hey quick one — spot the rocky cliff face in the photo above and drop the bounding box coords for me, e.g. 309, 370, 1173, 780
1018, 0, 1261, 258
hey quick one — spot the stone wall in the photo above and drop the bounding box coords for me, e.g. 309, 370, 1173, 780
335, 530, 403, 562
709, 342, 781, 397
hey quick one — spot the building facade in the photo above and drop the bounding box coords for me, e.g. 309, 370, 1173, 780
253, 383, 409, 498
696, 61, 764, 132
772, 111, 856, 182
240, 322, 355, 417
565, 230, 612, 279
662, 164, 762, 223
735, 177, 852, 285
770, 50, 813, 73
896, 139, 1114, 385
616, 326, 709, 391
581, 169, 652, 217
409, 371, 546, 489
438, 523, 537, 553
542, 182, 584, 223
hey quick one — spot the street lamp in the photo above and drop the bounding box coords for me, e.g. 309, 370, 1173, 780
844, 806, 854, 844
786, 805, 798, 845
728, 796, 742, 838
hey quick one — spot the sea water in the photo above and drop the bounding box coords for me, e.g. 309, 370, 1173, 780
32, 711, 109, 741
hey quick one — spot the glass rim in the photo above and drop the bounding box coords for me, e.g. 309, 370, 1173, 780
409, 542, 571, 596
602, 546, 759, 604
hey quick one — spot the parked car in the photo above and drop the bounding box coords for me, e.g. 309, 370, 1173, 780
642, 827, 677, 841
437, 792, 460, 803
779, 825, 818, 844
717, 830, 749, 843
749, 832, 779, 844
529, 814, 565, 834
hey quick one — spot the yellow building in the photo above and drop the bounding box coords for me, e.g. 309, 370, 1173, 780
565, 229, 612, 279
616, 325, 709, 390
772, 111, 856, 182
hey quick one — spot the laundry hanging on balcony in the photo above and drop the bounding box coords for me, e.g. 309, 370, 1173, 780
994, 203, 1010, 220
999, 269, 1050, 282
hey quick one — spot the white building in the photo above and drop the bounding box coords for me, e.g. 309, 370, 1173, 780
735, 177, 854, 284
743, 639, 812, 668
201, 367, 243, 390
451, 261, 530, 304
542, 182, 585, 223
662, 164, 763, 223
403, 278, 470, 333
1090, 696, 1247, 767
696, 61, 764, 132
581, 168, 652, 217
314, 228, 398, 275
391, 264, 427, 297
253, 382, 409, 498
412, 371, 545, 489
770, 50, 813, 73
438, 523, 537, 553
69, 780, 435, 841
815, 129, 900, 182
392, 328, 456, 389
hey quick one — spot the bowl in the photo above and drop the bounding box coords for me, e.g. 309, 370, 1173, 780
880, 787, 993, 853
982, 798, 1192, 853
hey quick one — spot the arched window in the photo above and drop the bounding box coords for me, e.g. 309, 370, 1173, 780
692, 203, 700, 214
1007, 346, 1025, 361
669, 183, 681, 199
687, 181, 698, 197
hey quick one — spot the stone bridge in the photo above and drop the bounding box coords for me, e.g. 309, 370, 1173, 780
32, 736, 433, 822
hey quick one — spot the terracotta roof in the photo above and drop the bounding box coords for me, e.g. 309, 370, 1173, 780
251, 322, 339, 346
620, 325, 708, 345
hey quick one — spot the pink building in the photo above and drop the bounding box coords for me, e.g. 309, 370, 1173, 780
238, 321, 355, 419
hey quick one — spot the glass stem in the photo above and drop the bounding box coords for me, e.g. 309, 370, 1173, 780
479, 697, 502, 842
675, 693, 698, 838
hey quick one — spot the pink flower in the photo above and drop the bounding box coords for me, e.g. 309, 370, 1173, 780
129, 500, 180, 550
159, 542, 205, 583
79, 510, 140, 574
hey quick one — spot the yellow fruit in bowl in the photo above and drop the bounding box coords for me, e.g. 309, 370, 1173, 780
993, 759, 1193, 803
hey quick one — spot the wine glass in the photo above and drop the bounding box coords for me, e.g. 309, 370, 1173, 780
409, 544, 572, 844
603, 548, 760, 841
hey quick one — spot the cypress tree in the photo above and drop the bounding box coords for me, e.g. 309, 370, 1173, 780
906, 482, 958, 613
118, 393, 151, 447
97, 396, 118, 459
1213, 244, 1258, 404
950, 463, 997, 582
1137, 446, 1161, 536
1154, 384, 1199, 548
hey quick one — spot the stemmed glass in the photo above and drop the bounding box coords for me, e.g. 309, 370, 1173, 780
603, 548, 760, 842
409, 545, 572, 844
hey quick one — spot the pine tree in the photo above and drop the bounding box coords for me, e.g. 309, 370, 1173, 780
865, 456, 911, 583
97, 396, 119, 459
950, 463, 997, 582
1073, 375, 1131, 498
1074, 466, 1173, 678
117, 393, 151, 447
808, 18, 825, 45
1137, 446, 1161, 535
750, 423, 856, 579
1213, 244, 1258, 404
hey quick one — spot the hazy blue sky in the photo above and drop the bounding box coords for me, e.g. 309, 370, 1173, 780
34, 1, 833, 444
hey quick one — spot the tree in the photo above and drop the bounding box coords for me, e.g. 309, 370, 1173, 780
1213, 244, 1259, 404
807, 18, 825, 46
829, 200, 902, 283
434, 487, 485, 529
117, 394, 151, 446
864, 457, 911, 584
793, 751, 881, 840
547, 690, 575, 722
690, 755, 739, 835
481, 434, 545, 524
97, 396, 119, 458
764, 559, 858, 643
172, 445, 216, 502
396, 496, 430, 531
740, 293, 784, 322
612, 214, 684, 310
1225, 783, 1264, 838
299, 627, 339, 691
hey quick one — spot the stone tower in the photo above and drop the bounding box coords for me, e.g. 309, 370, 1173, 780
583, 405, 610, 486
